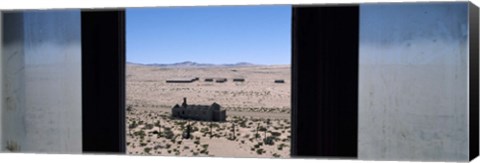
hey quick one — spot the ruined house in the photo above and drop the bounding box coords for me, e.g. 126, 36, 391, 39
172, 97, 226, 122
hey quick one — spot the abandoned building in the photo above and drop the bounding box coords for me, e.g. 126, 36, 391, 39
166, 77, 199, 83
233, 78, 245, 82
172, 97, 226, 122
215, 78, 227, 83
274, 79, 285, 83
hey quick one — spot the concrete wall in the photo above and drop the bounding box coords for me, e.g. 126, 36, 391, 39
2, 12, 27, 152
358, 3, 469, 161
1, 11, 81, 153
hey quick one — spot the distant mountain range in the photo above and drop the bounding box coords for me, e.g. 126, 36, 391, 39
126, 61, 259, 68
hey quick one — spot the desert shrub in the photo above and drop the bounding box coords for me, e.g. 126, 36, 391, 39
258, 126, 267, 132
140, 142, 147, 147
154, 121, 161, 127
201, 144, 209, 149
200, 149, 208, 155
239, 120, 247, 128
210, 123, 220, 128
256, 148, 265, 155
272, 153, 281, 158
126, 105, 133, 112
192, 126, 199, 132
264, 136, 275, 145
270, 132, 281, 137
134, 130, 146, 137
144, 147, 151, 153
278, 143, 287, 150
174, 121, 187, 126
143, 124, 153, 130
200, 127, 209, 133
129, 121, 138, 129
163, 129, 174, 139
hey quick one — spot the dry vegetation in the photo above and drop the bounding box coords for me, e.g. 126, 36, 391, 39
126, 64, 291, 158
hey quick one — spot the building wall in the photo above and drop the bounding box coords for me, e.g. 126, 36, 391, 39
358, 3, 469, 161
1, 11, 82, 153
173, 107, 224, 121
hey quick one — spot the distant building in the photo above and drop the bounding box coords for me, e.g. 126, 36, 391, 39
215, 78, 227, 83
233, 78, 245, 82
274, 79, 285, 83
172, 97, 226, 122
166, 77, 198, 83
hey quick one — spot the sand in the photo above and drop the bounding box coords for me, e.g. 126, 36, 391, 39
126, 64, 291, 158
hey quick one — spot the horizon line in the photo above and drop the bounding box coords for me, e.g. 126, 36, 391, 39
126, 60, 292, 65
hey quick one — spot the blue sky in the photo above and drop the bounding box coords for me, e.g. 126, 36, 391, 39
126, 6, 291, 65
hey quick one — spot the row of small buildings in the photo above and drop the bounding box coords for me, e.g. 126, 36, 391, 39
166, 77, 285, 83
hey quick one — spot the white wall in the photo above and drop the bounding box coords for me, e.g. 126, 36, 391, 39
358, 3, 470, 161
2, 11, 82, 153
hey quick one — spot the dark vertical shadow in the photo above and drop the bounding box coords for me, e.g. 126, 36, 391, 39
291, 5, 359, 158
81, 10, 126, 153
469, 2, 479, 161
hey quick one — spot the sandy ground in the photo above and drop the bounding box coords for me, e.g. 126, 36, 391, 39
126, 64, 291, 158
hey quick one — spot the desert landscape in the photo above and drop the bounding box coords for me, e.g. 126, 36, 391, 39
126, 62, 291, 158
